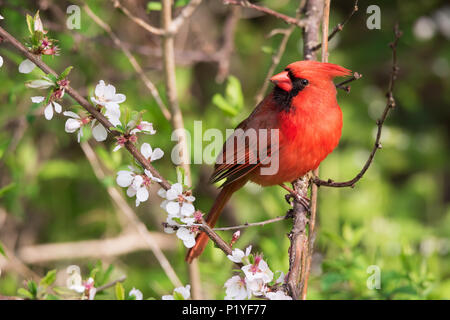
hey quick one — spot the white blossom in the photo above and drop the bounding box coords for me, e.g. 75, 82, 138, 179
0, 56, 3, 68
91, 80, 125, 126
130, 121, 156, 135
63, 111, 84, 142
242, 256, 273, 284
227, 245, 252, 264
141, 142, 164, 162
19, 59, 36, 74
44, 101, 62, 120
159, 183, 195, 218
176, 227, 196, 248
116, 167, 161, 207
266, 290, 292, 300
31, 96, 45, 103
91, 121, 108, 142
129, 288, 143, 300
224, 276, 250, 300
26, 79, 54, 89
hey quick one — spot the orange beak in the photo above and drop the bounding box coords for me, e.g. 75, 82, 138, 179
270, 71, 292, 92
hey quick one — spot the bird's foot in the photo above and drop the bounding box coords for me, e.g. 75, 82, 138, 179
280, 184, 310, 212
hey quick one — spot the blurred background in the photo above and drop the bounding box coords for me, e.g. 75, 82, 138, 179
0, 0, 449, 299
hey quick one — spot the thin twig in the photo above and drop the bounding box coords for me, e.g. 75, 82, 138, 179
335, 72, 362, 92
80, 142, 182, 288
254, 0, 306, 102
111, 0, 164, 35
96, 275, 127, 292
224, 0, 306, 28
161, 0, 192, 187
313, 24, 402, 188
170, 0, 203, 35
81, 2, 171, 121
163, 214, 292, 231
311, 0, 359, 52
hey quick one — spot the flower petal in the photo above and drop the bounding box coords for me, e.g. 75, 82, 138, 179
19, 59, 36, 74
136, 187, 149, 202
52, 101, 62, 113
44, 103, 54, 120
150, 148, 164, 161
140, 143, 152, 160
116, 170, 134, 187
92, 123, 107, 141
31, 96, 45, 103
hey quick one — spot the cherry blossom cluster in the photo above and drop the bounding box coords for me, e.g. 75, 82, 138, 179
66, 265, 143, 300
18, 11, 59, 74
158, 182, 199, 248
224, 246, 292, 300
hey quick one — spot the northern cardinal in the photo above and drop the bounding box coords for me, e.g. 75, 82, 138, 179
186, 60, 350, 263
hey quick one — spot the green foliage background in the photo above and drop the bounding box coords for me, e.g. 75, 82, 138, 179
0, 0, 449, 299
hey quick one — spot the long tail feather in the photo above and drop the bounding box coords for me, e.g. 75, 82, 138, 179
185, 179, 246, 263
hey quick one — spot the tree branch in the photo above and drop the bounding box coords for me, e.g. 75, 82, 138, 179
313, 24, 402, 188
224, 0, 306, 28
310, 0, 359, 52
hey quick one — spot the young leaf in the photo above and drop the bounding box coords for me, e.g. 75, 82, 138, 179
40, 269, 57, 288
58, 66, 73, 81
26, 14, 35, 35
147, 2, 162, 11
0, 241, 6, 257
18, 288, 34, 299
115, 282, 125, 300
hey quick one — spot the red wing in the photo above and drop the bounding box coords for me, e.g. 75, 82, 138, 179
210, 98, 278, 187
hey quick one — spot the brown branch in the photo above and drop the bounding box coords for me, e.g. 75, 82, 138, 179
111, 0, 165, 36
215, 6, 241, 83
16, 232, 176, 264
313, 24, 402, 188
80, 142, 182, 288
300, 0, 330, 300
163, 214, 292, 231
335, 72, 362, 92
285, 0, 323, 300
311, 0, 359, 52
171, 0, 203, 35
161, 0, 192, 187
224, 0, 306, 28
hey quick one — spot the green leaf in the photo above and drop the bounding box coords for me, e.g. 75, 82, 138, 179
0, 183, 16, 198
40, 270, 57, 288
0, 241, 6, 257
175, 0, 189, 7
26, 14, 35, 35
147, 2, 162, 11
58, 66, 73, 81
225, 76, 244, 111
18, 288, 34, 299
115, 282, 125, 300
38, 160, 79, 180
27, 280, 38, 298
212, 93, 237, 117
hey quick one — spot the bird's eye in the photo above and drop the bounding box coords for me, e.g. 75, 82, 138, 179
300, 79, 309, 86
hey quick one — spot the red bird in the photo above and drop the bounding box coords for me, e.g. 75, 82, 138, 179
186, 60, 350, 263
